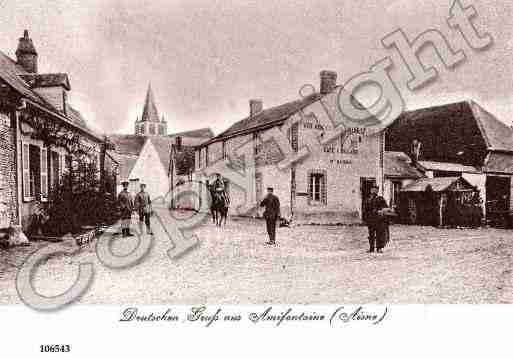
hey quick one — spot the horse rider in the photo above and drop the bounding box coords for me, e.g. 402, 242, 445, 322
212, 173, 229, 205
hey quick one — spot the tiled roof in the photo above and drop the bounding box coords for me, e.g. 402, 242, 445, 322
417, 160, 480, 174
0, 49, 101, 141
108, 135, 147, 155
483, 153, 513, 174
469, 101, 513, 152
169, 127, 214, 138
19, 73, 71, 90
384, 151, 424, 178
200, 93, 324, 146
401, 177, 474, 192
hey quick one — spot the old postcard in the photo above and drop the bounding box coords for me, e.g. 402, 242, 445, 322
0, 0, 511, 357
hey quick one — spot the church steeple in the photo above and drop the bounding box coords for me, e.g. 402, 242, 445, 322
135, 83, 167, 136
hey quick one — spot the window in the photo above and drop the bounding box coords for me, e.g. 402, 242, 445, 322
222, 140, 227, 159
205, 147, 209, 167
308, 170, 327, 205
290, 123, 299, 152
391, 181, 402, 208
22, 143, 30, 199
149, 124, 155, 135
255, 172, 263, 202
23, 143, 47, 201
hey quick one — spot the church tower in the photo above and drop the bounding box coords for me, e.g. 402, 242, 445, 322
135, 83, 167, 136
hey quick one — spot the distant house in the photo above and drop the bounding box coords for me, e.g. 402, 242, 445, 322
0, 31, 111, 236
194, 71, 385, 224
386, 100, 513, 223
384, 151, 424, 209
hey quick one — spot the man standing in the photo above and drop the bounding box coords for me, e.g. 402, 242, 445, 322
260, 187, 281, 245
118, 181, 134, 237
363, 185, 389, 253
135, 183, 153, 235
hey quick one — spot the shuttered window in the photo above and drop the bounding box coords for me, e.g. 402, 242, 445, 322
22, 143, 31, 200
40, 147, 48, 200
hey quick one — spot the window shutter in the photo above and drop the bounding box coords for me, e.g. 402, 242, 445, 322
41, 147, 48, 200
321, 173, 327, 205
22, 143, 30, 200
307, 173, 313, 202
291, 123, 299, 152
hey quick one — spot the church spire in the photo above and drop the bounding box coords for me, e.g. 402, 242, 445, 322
141, 82, 159, 123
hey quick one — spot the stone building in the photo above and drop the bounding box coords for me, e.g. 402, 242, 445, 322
0, 30, 109, 239
194, 71, 385, 224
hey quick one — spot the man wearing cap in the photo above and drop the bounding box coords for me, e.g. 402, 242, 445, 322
260, 187, 281, 245
363, 184, 389, 253
134, 183, 153, 235
118, 181, 134, 237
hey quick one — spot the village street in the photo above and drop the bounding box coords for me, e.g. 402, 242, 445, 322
1, 210, 513, 305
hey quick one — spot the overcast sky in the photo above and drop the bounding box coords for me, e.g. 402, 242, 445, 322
0, 0, 512, 135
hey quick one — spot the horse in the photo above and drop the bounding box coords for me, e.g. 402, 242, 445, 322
208, 186, 229, 227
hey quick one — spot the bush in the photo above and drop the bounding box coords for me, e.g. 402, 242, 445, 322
38, 156, 118, 235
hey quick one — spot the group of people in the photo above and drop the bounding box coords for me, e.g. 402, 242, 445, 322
117, 181, 153, 237
117, 175, 391, 253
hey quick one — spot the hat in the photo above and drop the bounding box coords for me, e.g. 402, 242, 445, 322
371, 184, 379, 189
121, 181, 129, 186
267, 187, 274, 191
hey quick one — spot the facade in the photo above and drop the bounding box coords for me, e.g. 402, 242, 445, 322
0, 31, 107, 236
194, 71, 385, 224
386, 100, 513, 224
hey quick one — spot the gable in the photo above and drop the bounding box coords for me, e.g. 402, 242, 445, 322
386, 101, 489, 167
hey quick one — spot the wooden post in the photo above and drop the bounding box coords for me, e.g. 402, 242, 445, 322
439, 194, 444, 227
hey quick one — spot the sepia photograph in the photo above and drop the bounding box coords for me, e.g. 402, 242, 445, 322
0, 0, 511, 357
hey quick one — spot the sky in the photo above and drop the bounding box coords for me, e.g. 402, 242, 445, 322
0, 0, 512, 135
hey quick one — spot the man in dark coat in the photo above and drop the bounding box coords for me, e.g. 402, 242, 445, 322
118, 181, 134, 237
260, 187, 281, 245
134, 183, 153, 235
363, 185, 389, 253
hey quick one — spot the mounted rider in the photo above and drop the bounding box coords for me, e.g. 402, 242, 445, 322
212, 173, 229, 206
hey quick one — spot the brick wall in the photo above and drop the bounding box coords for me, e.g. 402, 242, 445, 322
0, 110, 18, 228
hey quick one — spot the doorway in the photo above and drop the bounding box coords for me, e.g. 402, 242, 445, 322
360, 177, 376, 220
486, 176, 511, 226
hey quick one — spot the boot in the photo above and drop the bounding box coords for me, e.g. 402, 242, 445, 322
146, 226, 153, 235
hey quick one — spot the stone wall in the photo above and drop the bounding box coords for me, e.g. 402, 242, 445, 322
0, 110, 18, 228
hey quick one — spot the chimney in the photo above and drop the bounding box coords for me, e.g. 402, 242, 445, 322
16, 30, 38, 74
319, 70, 337, 94
411, 139, 422, 164
249, 99, 263, 117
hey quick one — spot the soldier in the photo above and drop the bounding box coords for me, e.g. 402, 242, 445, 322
212, 173, 228, 204
117, 181, 134, 237
260, 187, 281, 245
134, 183, 153, 235
363, 185, 389, 253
